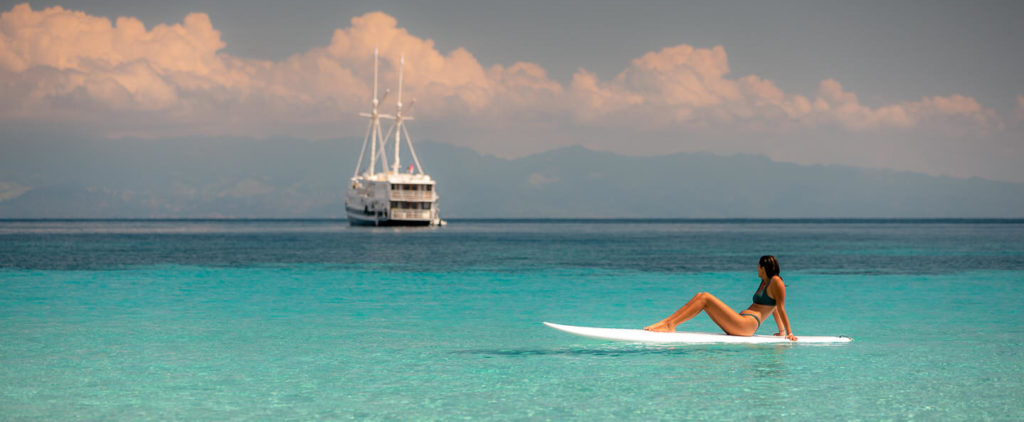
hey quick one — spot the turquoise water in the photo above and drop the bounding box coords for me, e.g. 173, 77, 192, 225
2, 220, 1023, 420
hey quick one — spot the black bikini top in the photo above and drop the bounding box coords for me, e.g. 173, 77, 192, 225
752, 278, 777, 306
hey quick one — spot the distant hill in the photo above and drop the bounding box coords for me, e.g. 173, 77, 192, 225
1, 137, 1023, 218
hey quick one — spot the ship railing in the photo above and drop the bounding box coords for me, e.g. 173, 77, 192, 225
390, 210, 432, 220
388, 192, 437, 201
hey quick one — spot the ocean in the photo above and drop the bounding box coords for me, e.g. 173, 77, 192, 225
1, 219, 1022, 420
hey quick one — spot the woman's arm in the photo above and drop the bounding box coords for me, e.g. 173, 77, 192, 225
770, 277, 798, 341
772, 307, 785, 335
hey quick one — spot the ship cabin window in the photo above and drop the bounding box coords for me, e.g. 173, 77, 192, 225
387, 201, 431, 210
393, 184, 424, 191
425, 185, 432, 192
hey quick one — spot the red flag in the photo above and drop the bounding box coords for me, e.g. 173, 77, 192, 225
408, 163, 414, 173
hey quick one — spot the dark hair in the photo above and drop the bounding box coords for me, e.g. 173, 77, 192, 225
759, 255, 780, 278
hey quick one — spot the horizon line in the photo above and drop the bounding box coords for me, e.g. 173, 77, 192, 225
2, 218, 1023, 224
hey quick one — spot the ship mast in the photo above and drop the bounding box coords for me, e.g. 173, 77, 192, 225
355, 48, 392, 177
385, 55, 425, 175
391, 56, 405, 174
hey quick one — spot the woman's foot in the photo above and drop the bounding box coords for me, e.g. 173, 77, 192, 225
644, 321, 676, 332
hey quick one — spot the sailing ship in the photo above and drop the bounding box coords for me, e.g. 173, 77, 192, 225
345, 50, 444, 226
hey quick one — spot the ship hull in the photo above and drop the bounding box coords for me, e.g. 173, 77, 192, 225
345, 206, 436, 227
347, 217, 433, 227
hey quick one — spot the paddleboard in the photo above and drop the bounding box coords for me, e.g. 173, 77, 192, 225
543, 322, 852, 344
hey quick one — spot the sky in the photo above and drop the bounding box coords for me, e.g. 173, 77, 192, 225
2, 0, 1023, 182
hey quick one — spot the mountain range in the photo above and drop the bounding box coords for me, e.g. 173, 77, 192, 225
1, 137, 1022, 218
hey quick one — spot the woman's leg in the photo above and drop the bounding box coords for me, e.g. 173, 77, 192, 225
644, 292, 758, 336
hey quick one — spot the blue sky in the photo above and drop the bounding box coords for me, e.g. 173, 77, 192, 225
2, 1, 1023, 181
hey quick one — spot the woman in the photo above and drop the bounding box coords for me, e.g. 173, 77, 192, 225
644, 255, 798, 341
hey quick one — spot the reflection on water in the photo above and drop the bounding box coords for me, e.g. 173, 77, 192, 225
751, 344, 789, 378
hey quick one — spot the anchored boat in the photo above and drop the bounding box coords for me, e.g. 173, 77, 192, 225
345, 50, 444, 227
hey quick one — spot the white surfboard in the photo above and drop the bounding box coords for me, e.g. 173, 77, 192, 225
543, 322, 852, 344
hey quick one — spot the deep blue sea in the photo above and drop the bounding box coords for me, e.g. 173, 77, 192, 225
2, 219, 1023, 420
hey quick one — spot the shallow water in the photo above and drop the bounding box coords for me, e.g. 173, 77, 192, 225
2, 220, 1022, 420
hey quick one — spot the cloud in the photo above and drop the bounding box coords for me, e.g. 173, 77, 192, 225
808, 80, 1004, 132
0, 3, 237, 131
566, 44, 1001, 133
0, 3, 1008, 149
0, 181, 31, 202
0, 5, 565, 138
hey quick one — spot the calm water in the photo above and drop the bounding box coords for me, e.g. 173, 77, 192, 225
1, 220, 1023, 420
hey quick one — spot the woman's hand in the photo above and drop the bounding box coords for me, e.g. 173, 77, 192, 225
773, 332, 784, 336
786, 333, 798, 341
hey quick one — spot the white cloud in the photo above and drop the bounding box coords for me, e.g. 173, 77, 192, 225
566, 45, 1001, 134
0, 6, 567, 138
0, 181, 31, 202
0, 3, 1010, 152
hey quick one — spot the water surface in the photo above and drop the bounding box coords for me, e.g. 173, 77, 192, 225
2, 220, 1022, 420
